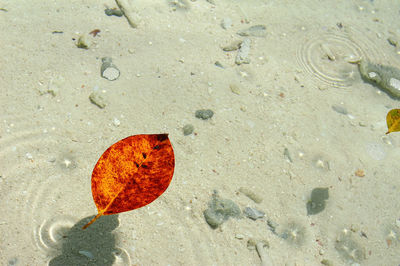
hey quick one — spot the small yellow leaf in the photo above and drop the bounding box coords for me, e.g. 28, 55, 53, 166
386, 109, 400, 134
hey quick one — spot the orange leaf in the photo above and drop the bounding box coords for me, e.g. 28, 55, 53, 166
83, 134, 175, 229
386, 109, 400, 134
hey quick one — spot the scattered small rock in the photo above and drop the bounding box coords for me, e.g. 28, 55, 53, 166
235, 38, 251, 65
222, 40, 242, 51
214, 61, 224, 68
182, 124, 194, 135
243, 207, 265, 220
387, 36, 398, 47
105, 7, 124, 17
237, 25, 267, 37
229, 84, 241, 95
195, 109, 214, 120
76, 34, 92, 49
89, 88, 106, 109
203, 192, 241, 229
235, 234, 244, 240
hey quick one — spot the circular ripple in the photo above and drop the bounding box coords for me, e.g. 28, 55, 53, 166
34, 215, 77, 252
0, 114, 89, 264
297, 26, 388, 88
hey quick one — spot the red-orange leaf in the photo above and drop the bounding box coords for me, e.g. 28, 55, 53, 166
83, 134, 175, 229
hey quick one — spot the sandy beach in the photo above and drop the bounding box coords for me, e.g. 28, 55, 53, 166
1, 0, 400, 265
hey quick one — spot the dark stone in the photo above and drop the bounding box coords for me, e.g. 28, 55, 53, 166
195, 109, 214, 120
203, 192, 241, 229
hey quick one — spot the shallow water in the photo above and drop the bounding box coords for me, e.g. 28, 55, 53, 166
1, 0, 400, 265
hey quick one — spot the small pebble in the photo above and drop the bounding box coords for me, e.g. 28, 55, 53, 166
89, 91, 106, 109
203, 192, 241, 229
243, 207, 265, 220
76, 34, 92, 49
105, 7, 124, 17
195, 109, 214, 120
222, 40, 242, 51
235, 38, 251, 65
182, 124, 194, 135
230, 84, 240, 95
235, 234, 244, 240
237, 25, 267, 37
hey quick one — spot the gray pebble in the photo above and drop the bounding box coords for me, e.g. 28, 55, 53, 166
89, 90, 106, 109
195, 109, 214, 120
105, 7, 124, 17
235, 38, 251, 65
222, 40, 242, 51
182, 124, 194, 135
203, 193, 241, 229
237, 25, 267, 37
244, 207, 265, 220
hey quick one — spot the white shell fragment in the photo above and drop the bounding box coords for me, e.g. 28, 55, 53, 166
101, 57, 120, 81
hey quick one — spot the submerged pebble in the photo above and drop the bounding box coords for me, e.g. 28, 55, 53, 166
359, 59, 400, 99
237, 25, 267, 37
195, 109, 214, 120
235, 38, 251, 65
243, 207, 265, 220
105, 7, 123, 17
182, 124, 194, 135
89, 88, 106, 109
203, 192, 241, 229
